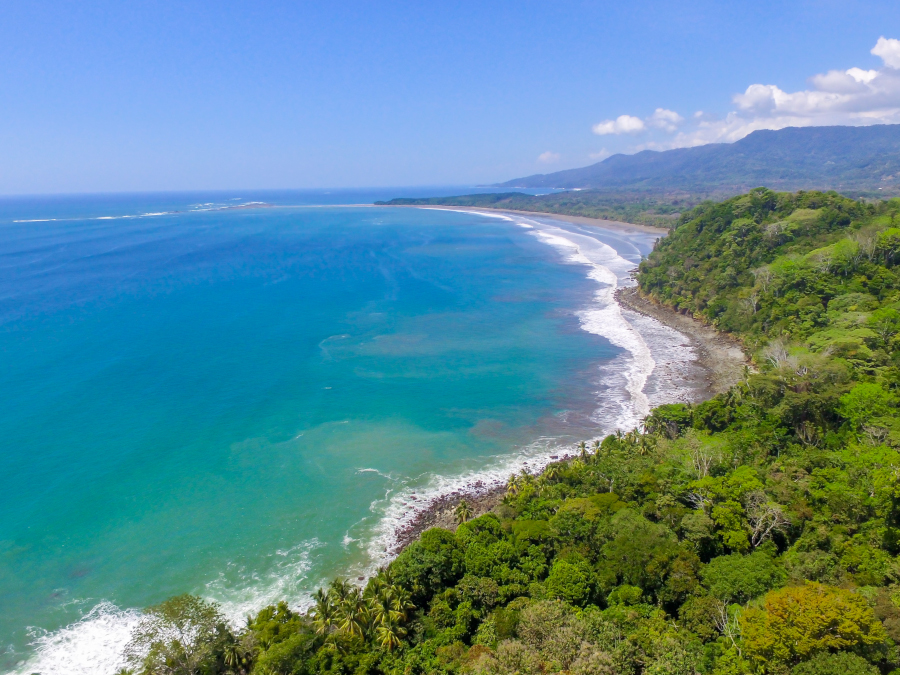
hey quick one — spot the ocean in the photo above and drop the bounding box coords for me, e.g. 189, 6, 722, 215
0, 189, 697, 674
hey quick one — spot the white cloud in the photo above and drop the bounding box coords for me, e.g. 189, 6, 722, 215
592, 114, 646, 135
538, 151, 561, 163
647, 108, 684, 132
872, 36, 900, 69
585, 37, 900, 154
592, 109, 683, 138
647, 36, 900, 150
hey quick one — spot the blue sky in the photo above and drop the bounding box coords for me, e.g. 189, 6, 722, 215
2, 1, 899, 194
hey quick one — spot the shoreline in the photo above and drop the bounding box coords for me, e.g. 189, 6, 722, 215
389, 484, 508, 552
615, 286, 748, 395
383, 204, 670, 236
389, 290, 748, 556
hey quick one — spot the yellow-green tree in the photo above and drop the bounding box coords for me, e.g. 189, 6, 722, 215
741, 583, 886, 670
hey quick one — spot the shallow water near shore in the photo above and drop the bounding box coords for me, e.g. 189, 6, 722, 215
0, 191, 696, 673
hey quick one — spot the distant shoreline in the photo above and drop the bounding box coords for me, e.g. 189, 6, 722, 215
381, 204, 669, 236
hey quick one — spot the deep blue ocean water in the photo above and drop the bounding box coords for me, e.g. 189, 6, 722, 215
0, 189, 674, 673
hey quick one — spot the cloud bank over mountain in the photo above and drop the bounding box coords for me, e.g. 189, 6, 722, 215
593, 37, 900, 151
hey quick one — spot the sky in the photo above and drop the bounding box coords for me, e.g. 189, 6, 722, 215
1, 0, 900, 194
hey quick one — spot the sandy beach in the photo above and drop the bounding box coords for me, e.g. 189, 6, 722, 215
389, 204, 670, 237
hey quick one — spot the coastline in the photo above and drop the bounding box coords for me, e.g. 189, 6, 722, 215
615, 286, 748, 395
393, 286, 749, 556
385, 204, 669, 236
390, 485, 508, 553
389, 290, 748, 557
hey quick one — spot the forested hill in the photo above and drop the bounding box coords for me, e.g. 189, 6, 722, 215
497, 125, 900, 194
120, 190, 900, 675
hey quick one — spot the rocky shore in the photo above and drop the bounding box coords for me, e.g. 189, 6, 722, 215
390, 484, 508, 553
616, 286, 748, 395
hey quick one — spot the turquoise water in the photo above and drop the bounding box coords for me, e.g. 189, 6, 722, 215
0, 191, 670, 673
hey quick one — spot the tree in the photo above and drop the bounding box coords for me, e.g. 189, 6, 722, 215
701, 551, 786, 604
312, 588, 335, 636
744, 491, 790, 547
867, 307, 900, 346
838, 383, 895, 431
546, 559, 594, 606
123, 595, 227, 675
741, 583, 887, 668
455, 500, 473, 525
544, 463, 561, 481
223, 641, 248, 673
390, 528, 464, 600
600, 509, 680, 593
577, 441, 589, 461
337, 588, 369, 638
375, 618, 407, 651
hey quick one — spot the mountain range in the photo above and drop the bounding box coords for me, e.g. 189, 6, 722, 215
496, 124, 900, 193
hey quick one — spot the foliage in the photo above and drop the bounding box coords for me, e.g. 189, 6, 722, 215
742, 583, 887, 669
124, 595, 230, 675
701, 551, 786, 604
790, 651, 879, 675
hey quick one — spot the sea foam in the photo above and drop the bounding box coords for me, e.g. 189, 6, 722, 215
11, 603, 141, 675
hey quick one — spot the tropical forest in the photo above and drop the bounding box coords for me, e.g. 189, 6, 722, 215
120, 188, 900, 675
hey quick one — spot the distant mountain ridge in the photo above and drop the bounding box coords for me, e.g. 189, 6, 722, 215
498, 124, 900, 193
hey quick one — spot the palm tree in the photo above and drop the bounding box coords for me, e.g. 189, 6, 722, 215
391, 587, 414, 622
367, 590, 393, 627
592, 439, 601, 456
376, 566, 396, 587
338, 589, 369, 638
506, 474, 521, 497
544, 463, 560, 481
329, 578, 353, 604
223, 642, 246, 673
312, 588, 335, 635
364, 576, 386, 599
454, 500, 473, 525
375, 618, 407, 651
577, 441, 588, 460
637, 435, 654, 456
